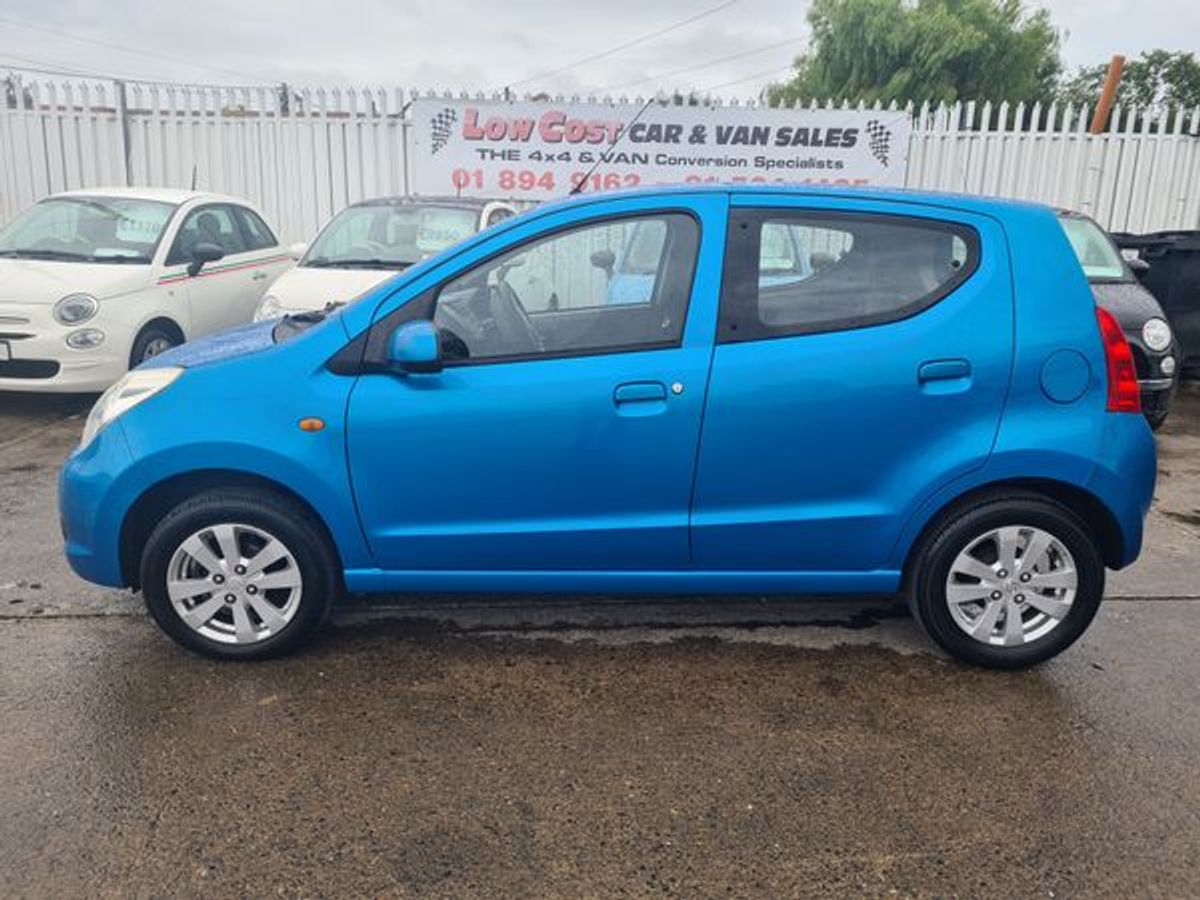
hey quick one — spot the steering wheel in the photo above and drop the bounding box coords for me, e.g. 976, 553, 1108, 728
488, 280, 544, 354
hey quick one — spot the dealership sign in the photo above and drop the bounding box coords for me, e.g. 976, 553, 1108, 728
411, 99, 911, 199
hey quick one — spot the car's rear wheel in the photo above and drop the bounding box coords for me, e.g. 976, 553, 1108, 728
140, 489, 340, 660
908, 493, 1104, 669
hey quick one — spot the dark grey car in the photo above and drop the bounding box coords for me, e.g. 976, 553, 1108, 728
1059, 211, 1178, 430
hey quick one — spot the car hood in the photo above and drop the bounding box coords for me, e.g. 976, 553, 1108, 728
268, 265, 397, 312
1090, 280, 1167, 331
141, 319, 279, 370
0, 258, 151, 303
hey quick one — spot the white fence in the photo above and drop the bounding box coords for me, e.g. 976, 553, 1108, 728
3, 78, 1200, 243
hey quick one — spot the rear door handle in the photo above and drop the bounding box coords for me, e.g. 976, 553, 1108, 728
918, 358, 972, 382
251, 271, 269, 281
614, 381, 668, 404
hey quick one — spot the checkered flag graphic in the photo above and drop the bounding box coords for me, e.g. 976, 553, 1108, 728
865, 119, 891, 168
429, 107, 458, 155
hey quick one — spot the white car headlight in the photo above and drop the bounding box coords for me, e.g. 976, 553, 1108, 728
1142, 317, 1171, 352
80, 367, 183, 450
254, 294, 283, 322
54, 293, 99, 325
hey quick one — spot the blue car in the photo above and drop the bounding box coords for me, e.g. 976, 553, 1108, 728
59, 186, 1156, 668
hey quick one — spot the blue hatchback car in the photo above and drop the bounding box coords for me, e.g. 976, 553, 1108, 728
60, 186, 1156, 668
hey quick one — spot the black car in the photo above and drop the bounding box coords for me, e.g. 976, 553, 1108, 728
1059, 210, 1178, 430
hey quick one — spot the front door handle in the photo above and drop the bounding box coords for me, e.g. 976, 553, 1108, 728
918, 358, 972, 382
251, 271, 269, 281
614, 381, 668, 404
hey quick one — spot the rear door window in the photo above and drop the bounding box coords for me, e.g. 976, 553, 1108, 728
719, 209, 978, 341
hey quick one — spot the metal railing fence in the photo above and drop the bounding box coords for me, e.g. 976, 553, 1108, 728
3, 78, 1198, 242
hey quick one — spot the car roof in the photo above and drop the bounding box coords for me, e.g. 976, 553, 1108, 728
50, 187, 259, 207
532, 183, 1049, 219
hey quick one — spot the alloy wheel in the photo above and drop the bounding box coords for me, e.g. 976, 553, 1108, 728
141, 336, 174, 360
944, 525, 1078, 647
165, 522, 303, 644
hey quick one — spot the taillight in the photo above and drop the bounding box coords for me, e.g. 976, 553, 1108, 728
1096, 307, 1141, 413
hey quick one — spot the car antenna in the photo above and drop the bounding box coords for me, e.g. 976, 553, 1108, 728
568, 93, 659, 196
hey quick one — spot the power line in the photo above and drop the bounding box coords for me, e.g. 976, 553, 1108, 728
0, 52, 275, 92
600, 35, 804, 92
500, 0, 738, 91
0, 51, 134, 82
0, 15, 272, 83
699, 63, 795, 94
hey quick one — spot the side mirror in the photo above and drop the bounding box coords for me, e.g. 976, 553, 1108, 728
288, 241, 308, 260
1127, 256, 1151, 276
590, 249, 615, 278
187, 242, 225, 277
387, 320, 442, 374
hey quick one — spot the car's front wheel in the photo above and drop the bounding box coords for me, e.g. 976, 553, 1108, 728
908, 492, 1104, 669
140, 489, 340, 660
129, 323, 181, 367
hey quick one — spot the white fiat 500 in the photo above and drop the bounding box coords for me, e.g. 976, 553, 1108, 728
254, 196, 515, 321
0, 188, 292, 392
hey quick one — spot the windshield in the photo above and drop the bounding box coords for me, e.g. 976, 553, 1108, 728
1059, 215, 1127, 281
0, 196, 175, 263
304, 203, 479, 269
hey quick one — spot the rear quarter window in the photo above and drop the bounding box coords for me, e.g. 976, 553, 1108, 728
719, 209, 979, 342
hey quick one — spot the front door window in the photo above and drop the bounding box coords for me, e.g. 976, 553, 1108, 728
432, 213, 699, 363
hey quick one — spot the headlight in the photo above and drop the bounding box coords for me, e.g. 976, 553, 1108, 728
66, 328, 105, 349
54, 293, 99, 325
80, 367, 183, 449
254, 294, 283, 322
1142, 317, 1171, 352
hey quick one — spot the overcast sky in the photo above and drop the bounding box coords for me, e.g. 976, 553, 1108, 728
0, 0, 1194, 99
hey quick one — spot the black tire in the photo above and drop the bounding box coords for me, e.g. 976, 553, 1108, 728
129, 323, 181, 368
907, 491, 1105, 670
140, 489, 341, 660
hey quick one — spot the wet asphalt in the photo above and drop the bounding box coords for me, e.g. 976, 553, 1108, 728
1, 387, 1199, 897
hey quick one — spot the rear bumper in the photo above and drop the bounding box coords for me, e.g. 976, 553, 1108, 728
1085, 412, 1157, 569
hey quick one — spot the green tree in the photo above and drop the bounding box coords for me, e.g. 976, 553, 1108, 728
1058, 50, 1200, 109
766, 0, 1062, 107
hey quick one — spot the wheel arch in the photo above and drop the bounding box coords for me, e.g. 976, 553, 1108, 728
900, 477, 1126, 587
128, 316, 186, 367
119, 469, 343, 590
135, 316, 186, 345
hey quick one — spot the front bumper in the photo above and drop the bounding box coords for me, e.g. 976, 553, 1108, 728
1138, 376, 1176, 421
1, 329, 128, 393
59, 421, 136, 587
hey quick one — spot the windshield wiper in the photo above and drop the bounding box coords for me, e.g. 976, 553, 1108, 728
0, 248, 150, 264
0, 248, 94, 261
304, 257, 410, 270
91, 255, 151, 264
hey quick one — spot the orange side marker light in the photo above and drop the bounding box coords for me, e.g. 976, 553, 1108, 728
298, 417, 326, 432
